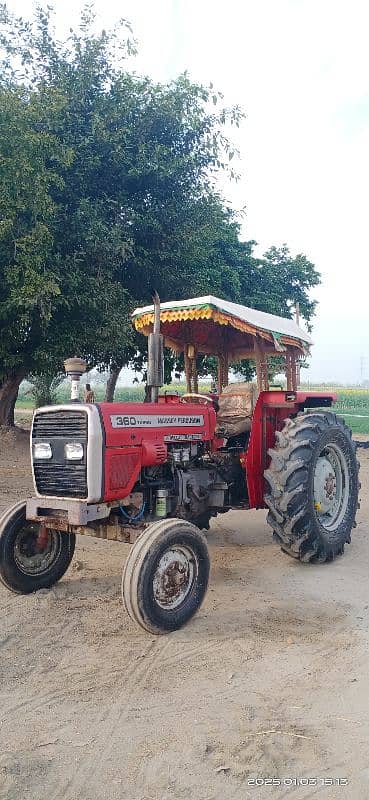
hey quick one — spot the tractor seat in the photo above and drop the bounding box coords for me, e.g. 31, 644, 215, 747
215, 382, 258, 439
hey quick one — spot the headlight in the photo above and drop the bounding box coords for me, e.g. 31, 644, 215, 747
64, 442, 84, 460
33, 442, 52, 460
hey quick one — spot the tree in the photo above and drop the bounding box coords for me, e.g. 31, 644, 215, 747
0, 3, 244, 420
230, 244, 320, 381
105, 367, 121, 402
241, 244, 319, 325
0, 83, 71, 424
0, 4, 320, 419
27, 370, 65, 408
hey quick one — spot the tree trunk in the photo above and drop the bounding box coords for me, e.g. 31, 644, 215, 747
105, 368, 120, 402
0, 371, 26, 427
6, 393, 17, 427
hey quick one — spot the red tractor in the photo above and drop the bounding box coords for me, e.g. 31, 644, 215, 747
0, 295, 360, 634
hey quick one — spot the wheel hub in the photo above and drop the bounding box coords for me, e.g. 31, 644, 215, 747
314, 457, 337, 515
14, 526, 60, 576
153, 546, 196, 609
313, 444, 349, 530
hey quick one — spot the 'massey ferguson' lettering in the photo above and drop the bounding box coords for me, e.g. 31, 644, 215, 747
157, 416, 202, 425
110, 414, 205, 429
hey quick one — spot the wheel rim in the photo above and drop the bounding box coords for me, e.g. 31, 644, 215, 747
13, 525, 61, 576
313, 443, 350, 531
152, 545, 198, 610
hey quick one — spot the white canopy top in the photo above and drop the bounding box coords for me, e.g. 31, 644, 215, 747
132, 295, 312, 346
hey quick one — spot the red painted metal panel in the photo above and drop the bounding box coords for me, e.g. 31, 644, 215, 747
99, 401, 217, 502
104, 447, 142, 501
98, 401, 216, 447
98, 392, 335, 507
245, 391, 336, 509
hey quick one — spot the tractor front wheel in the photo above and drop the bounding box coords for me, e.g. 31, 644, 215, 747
264, 412, 360, 562
122, 518, 210, 634
0, 502, 75, 593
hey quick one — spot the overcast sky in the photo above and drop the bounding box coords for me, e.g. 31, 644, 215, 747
7, 0, 369, 383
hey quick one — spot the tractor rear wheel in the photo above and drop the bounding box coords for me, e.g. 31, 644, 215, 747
122, 518, 210, 634
0, 502, 75, 593
264, 411, 360, 563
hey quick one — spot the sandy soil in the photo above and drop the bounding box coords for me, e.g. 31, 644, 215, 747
1, 423, 369, 800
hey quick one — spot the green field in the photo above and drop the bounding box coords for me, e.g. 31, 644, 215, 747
16, 382, 212, 407
298, 388, 369, 434
318, 389, 369, 434
16, 385, 369, 435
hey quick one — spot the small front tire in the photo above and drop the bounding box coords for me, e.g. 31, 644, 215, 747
122, 518, 210, 634
0, 502, 75, 593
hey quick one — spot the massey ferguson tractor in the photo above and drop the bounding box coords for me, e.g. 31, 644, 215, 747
0, 294, 360, 634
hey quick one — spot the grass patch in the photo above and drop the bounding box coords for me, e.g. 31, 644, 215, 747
15, 397, 34, 409
336, 413, 369, 435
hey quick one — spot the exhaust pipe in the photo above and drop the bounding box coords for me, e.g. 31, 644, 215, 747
147, 291, 164, 403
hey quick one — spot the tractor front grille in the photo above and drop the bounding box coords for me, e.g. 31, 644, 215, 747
32, 410, 88, 498
32, 410, 87, 439
33, 462, 87, 498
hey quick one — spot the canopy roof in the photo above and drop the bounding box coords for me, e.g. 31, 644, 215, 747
132, 295, 312, 359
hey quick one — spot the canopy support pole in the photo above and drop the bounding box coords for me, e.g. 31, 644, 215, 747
192, 348, 198, 393
285, 350, 298, 392
217, 351, 229, 392
184, 350, 192, 392
254, 339, 269, 391
184, 344, 198, 393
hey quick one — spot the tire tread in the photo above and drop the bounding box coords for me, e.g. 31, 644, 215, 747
264, 411, 359, 563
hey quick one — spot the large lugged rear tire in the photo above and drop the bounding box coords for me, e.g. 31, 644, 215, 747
0, 502, 75, 593
264, 412, 360, 563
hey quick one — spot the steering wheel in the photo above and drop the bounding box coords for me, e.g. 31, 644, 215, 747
180, 393, 214, 406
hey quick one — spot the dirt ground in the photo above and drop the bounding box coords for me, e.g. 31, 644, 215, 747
1, 422, 369, 800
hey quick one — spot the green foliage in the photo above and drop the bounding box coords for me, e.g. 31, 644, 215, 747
0, 86, 66, 378
247, 245, 320, 329
16, 379, 214, 407
27, 370, 65, 407
0, 3, 320, 414
0, 3, 245, 389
